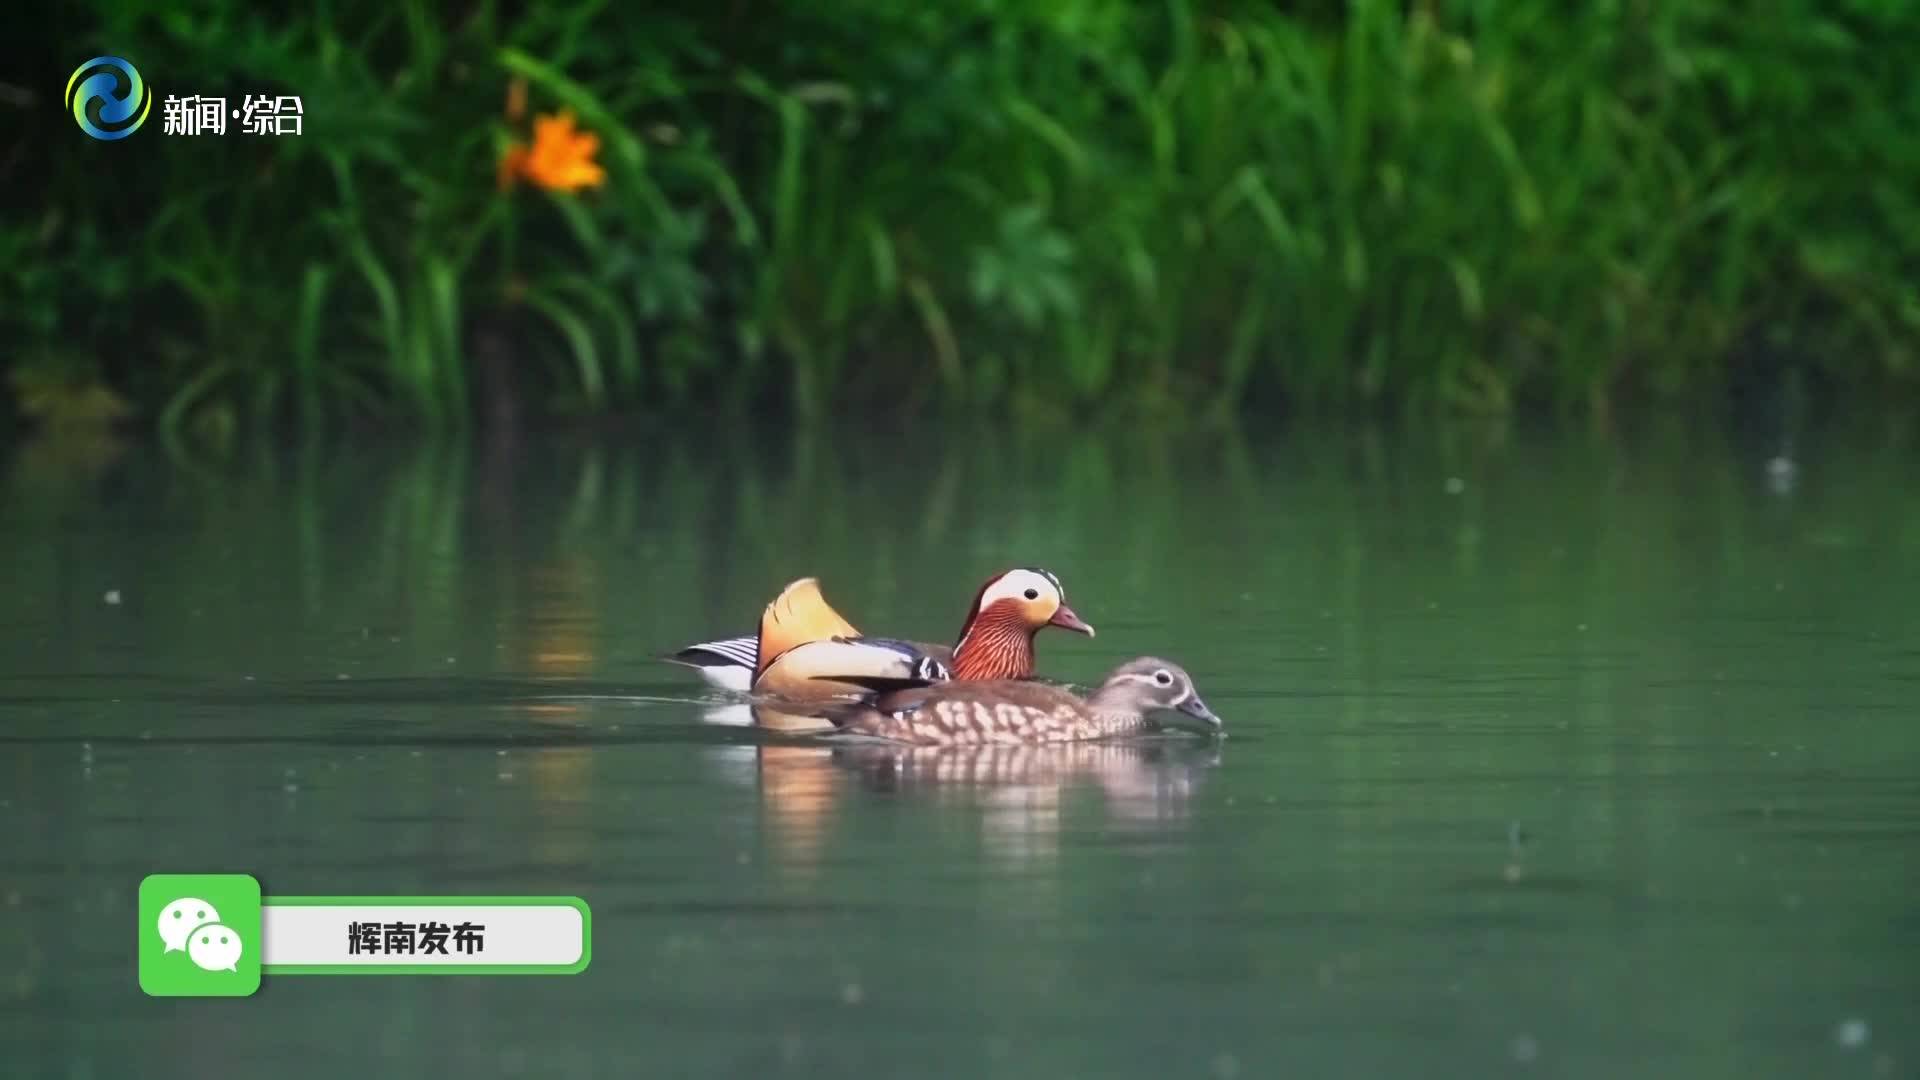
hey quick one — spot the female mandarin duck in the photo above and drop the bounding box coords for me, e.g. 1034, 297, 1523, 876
666, 568, 1094, 695
818, 657, 1221, 746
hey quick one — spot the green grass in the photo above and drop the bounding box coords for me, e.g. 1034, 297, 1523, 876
6, 0, 1917, 439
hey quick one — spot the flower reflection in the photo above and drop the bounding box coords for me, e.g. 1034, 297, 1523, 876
527, 747, 593, 865
520, 556, 600, 866
518, 554, 600, 722
528, 559, 597, 677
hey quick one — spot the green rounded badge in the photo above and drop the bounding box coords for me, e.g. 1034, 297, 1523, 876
138, 874, 262, 997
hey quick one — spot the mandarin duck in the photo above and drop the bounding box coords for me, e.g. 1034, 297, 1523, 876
816, 657, 1221, 746
665, 568, 1094, 695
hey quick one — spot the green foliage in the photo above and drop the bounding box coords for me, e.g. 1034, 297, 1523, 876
7, 0, 1918, 434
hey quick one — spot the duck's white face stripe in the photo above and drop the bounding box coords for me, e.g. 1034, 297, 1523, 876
978, 568, 1063, 611
1103, 670, 1192, 705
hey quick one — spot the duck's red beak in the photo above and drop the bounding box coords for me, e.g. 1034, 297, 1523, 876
1046, 603, 1095, 636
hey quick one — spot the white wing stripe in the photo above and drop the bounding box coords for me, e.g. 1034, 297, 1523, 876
688, 636, 758, 666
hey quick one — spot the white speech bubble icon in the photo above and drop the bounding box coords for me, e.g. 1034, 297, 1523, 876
187, 923, 244, 972
157, 897, 220, 953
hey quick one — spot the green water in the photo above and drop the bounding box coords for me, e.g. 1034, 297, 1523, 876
2, 420, 1915, 1078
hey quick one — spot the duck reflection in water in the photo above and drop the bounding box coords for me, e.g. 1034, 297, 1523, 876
835, 740, 1221, 825
707, 735, 1221, 875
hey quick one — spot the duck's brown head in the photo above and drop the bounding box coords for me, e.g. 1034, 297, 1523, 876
950, 567, 1093, 680
1089, 657, 1221, 732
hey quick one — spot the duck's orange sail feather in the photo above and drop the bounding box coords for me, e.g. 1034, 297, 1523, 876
754, 578, 860, 678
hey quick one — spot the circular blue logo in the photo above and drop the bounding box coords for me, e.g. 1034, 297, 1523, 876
66, 56, 151, 140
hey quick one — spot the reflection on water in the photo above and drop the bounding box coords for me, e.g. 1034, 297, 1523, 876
755, 745, 840, 881
2, 412, 1918, 1079
834, 740, 1217, 823
703, 739, 1221, 876
840, 740, 1220, 862
698, 702, 755, 727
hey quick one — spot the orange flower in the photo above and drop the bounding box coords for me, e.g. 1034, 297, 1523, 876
498, 110, 606, 193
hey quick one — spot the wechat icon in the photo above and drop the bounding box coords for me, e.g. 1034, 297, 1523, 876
139, 875, 261, 996
159, 896, 243, 971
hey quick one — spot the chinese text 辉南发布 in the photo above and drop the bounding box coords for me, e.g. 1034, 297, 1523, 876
345, 920, 484, 956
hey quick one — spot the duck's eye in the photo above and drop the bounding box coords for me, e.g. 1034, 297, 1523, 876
1023, 588, 1039, 600
1154, 670, 1173, 686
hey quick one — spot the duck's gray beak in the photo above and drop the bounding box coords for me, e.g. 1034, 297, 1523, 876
1177, 695, 1222, 730
1047, 603, 1095, 636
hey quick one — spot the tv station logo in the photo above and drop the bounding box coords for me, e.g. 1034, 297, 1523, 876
67, 56, 303, 140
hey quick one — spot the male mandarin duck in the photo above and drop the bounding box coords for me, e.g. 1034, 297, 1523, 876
665, 568, 1094, 695
818, 657, 1221, 746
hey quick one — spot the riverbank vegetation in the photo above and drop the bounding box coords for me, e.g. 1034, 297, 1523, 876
8, 1, 1917, 439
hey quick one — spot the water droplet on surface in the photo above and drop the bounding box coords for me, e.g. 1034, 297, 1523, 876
1765, 455, 1797, 494
103, 590, 121, 605
1509, 1034, 1539, 1064
1836, 1018, 1870, 1049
